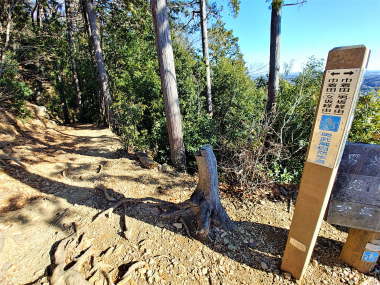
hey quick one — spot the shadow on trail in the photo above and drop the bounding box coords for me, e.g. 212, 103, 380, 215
0, 162, 347, 277
1, 112, 120, 162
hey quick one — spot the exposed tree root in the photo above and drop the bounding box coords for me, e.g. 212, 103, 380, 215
161, 145, 234, 240
50, 234, 92, 285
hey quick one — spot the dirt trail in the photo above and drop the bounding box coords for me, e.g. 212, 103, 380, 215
0, 106, 378, 285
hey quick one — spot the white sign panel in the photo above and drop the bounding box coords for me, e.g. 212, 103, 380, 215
307, 68, 361, 168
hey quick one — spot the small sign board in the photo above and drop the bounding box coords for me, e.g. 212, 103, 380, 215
307, 69, 361, 168
362, 251, 379, 263
340, 228, 380, 273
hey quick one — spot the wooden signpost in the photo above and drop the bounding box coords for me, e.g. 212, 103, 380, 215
281, 45, 370, 280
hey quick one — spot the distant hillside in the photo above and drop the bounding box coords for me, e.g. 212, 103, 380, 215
281, 70, 380, 93
361, 70, 380, 93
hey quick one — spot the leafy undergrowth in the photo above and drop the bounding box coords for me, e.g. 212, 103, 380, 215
0, 105, 378, 285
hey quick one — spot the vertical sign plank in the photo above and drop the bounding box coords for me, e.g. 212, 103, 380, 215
281, 45, 370, 280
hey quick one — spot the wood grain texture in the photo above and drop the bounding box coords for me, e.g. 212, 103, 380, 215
190, 145, 233, 238
160, 145, 233, 239
281, 162, 336, 279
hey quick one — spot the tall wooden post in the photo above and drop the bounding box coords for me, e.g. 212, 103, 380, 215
281, 45, 370, 280
151, 0, 186, 170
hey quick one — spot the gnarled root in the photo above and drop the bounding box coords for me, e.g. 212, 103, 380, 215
161, 145, 234, 240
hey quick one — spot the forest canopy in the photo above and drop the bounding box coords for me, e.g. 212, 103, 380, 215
1, 0, 379, 191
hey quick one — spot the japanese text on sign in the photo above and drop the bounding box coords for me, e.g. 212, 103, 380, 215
307, 68, 361, 168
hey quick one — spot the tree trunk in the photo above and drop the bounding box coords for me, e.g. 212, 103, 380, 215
161, 145, 233, 239
84, 0, 112, 127
31, 1, 37, 25
38, 4, 43, 28
151, 0, 186, 170
80, 0, 94, 55
65, 0, 82, 114
0, 0, 14, 77
199, 0, 212, 115
58, 74, 71, 124
266, 3, 281, 116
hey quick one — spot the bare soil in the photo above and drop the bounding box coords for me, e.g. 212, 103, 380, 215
0, 105, 379, 285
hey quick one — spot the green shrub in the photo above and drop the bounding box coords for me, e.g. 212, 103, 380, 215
0, 52, 33, 117
349, 91, 380, 144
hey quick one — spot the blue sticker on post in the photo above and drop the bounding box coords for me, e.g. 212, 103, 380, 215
319, 115, 341, 132
362, 251, 379, 263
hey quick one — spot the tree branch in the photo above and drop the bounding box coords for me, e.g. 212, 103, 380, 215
169, 0, 198, 9
181, 10, 198, 31
283, 0, 307, 7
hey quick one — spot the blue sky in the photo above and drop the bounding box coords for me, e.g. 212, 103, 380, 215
221, 0, 380, 74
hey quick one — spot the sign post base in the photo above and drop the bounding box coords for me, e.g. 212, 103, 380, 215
341, 229, 380, 273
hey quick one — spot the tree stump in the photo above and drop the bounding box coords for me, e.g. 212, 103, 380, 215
162, 145, 233, 239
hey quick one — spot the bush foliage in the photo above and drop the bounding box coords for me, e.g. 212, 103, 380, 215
1, 0, 378, 190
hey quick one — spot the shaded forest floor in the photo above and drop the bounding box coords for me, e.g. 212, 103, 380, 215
0, 105, 379, 285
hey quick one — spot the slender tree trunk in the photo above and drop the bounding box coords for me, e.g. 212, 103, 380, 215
65, 0, 82, 114
80, 0, 94, 55
38, 4, 43, 28
151, 0, 186, 170
199, 0, 212, 115
0, 0, 14, 77
57, 73, 71, 124
84, 0, 112, 126
31, 1, 37, 25
266, 3, 281, 116
81, 0, 92, 39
